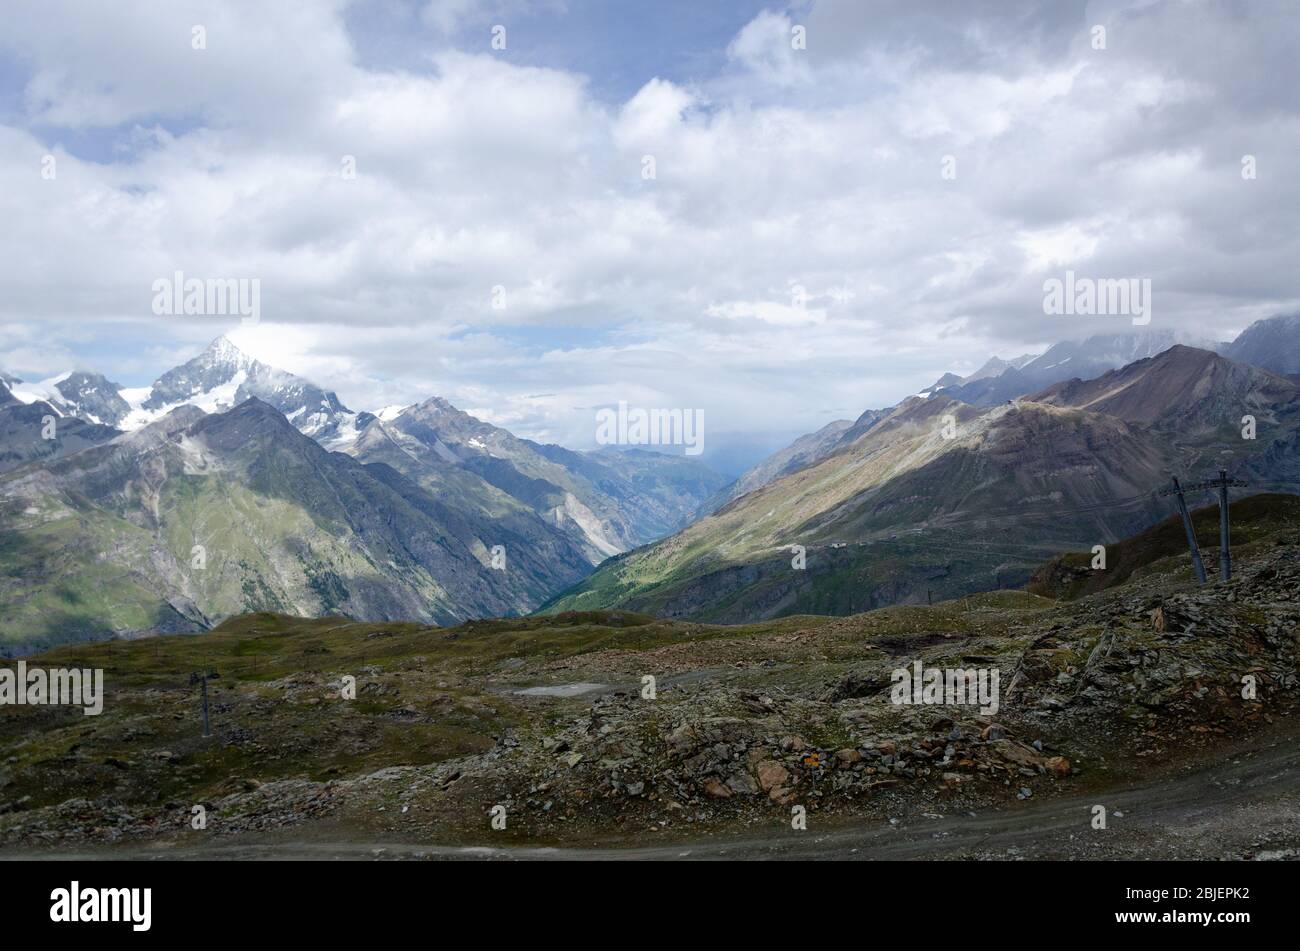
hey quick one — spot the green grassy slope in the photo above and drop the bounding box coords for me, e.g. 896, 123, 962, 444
1026, 492, 1300, 599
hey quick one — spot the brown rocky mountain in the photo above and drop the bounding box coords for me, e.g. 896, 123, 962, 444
547, 347, 1300, 622
1033, 345, 1300, 430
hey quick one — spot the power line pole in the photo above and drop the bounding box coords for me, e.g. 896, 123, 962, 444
189, 670, 219, 738
1158, 473, 1249, 583
1187, 470, 1249, 581
1159, 476, 1207, 584
1219, 472, 1231, 581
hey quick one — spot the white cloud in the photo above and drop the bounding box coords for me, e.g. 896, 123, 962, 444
3, 0, 355, 129
727, 11, 812, 87
0, 0, 1298, 462
1017, 224, 1101, 272
613, 78, 698, 149
706, 299, 827, 327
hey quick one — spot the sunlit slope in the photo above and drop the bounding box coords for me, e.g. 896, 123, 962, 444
546, 348, 1300, 622
542, 393, 1180, 620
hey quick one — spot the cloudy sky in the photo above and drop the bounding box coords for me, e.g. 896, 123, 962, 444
1, 0, 1297, 471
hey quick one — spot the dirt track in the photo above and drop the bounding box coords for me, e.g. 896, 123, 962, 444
11, 718, 1298, 862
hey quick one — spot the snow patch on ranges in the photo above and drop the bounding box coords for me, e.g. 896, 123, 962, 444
9, 372, 73, 414
119, 371, 248, 430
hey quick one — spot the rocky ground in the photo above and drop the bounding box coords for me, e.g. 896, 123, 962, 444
0, 524, 1297, 859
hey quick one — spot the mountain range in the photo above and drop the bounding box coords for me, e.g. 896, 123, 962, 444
2, 315, 1298, 651
924, 329, 1227, 407
707, 320, 1296, 507
544, 319, 1300, 623
1224, 313, 1300, 375
0, 337, 726, 652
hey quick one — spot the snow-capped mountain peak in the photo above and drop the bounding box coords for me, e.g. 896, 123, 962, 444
202, 334, 259, 371
119, 335, 357, 441
4, 370, 132, 426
